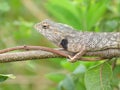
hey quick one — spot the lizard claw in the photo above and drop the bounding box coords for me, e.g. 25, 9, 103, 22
68, 55, 77, 63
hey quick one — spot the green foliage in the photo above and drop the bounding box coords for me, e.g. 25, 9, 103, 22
0, 1, 10, 13
58, 75, 75, 90
0, 0, 120, 90
13, 18, 33, 40
61, 61, 80, 72
46, 61, 117, 90
85, 62, 112, 90
111, 65, 120, 88
44, 0, 120, 89
45, 0, 110, 31
46, 73, 65, 83
0, 74, 15, 82
45, 0, 120, 32
57, 62, 87, 90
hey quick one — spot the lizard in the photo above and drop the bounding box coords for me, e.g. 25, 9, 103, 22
34, 19, 120, 62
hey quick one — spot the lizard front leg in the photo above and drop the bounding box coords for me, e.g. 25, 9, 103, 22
68, 45, 86, 63
59, 38, 86, 62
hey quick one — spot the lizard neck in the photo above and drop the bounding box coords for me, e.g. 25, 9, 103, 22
41, 31, 64, 46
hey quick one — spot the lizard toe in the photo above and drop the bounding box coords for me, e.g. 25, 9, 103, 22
68, 55, 77, 63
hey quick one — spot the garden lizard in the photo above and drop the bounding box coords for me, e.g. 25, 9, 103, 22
34, 19, 120, 62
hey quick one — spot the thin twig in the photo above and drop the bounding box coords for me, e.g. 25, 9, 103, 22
0, 45, 68, 57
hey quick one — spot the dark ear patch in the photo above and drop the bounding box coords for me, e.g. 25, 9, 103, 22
60, 39, 68, 50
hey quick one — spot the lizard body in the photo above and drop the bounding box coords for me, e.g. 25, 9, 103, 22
34, 19, 120, 62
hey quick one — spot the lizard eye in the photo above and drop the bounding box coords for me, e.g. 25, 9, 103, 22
42, 23, 49, 29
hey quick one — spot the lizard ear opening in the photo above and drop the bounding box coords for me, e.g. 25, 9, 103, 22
60, 39, 68, 50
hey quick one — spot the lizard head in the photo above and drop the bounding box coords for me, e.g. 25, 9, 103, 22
34, 19, 76, 47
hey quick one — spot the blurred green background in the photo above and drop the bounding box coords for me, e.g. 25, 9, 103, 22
0, 0, 120, 90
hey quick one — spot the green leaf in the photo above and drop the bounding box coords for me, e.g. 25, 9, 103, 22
46, 73, 65, 83
75, 80, 86, 90
0, 74, 16, 82
45, 0, 82, 29
13, 19, 33, 40
87, 0, 110, 30
0, 2, 10, 12
46, 0, 110, 31
57, 75, 75, 90
85, 62, 112, 90
112, 65, 120, 87
73, 64, 86, 75
61, 61, 80, 71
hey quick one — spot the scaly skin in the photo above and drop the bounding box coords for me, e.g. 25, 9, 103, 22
34, 19, 120, 62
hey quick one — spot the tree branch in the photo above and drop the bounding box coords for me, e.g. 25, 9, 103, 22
0, 45, 119, 63
0, 50, 61, 63
0, 50, 101, 63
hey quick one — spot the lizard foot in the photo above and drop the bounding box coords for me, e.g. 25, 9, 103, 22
68, 55, 78, 63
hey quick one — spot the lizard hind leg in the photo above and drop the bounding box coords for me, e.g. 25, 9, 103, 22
68, 45, 86, 63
